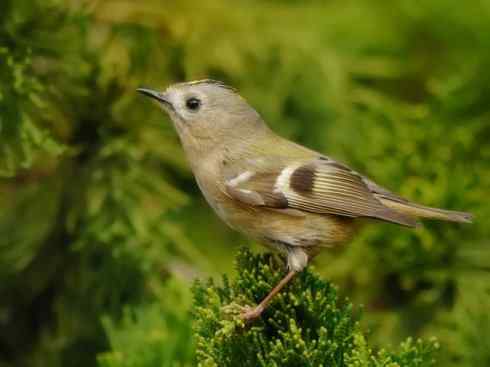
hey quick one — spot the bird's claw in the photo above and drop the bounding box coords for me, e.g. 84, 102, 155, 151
239, 304, 264, 321
221, 302, 263, 322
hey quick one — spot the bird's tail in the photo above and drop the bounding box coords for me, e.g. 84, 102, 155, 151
378, 198, 473, 224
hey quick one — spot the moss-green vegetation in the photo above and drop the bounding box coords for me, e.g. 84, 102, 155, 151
193, 248, 438, 367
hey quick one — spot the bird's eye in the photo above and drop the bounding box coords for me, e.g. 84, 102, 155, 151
185, 97, 201, 111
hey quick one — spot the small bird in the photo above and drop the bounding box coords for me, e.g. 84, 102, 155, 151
138, 80, 472, 321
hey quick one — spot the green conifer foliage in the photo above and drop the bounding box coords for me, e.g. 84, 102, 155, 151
0, 0, 89, 176
193, 249, 438, 367
98, 279, 194, 367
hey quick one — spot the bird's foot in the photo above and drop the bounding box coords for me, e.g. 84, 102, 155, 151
221, 302, 262, 322
239, 304, 264, 321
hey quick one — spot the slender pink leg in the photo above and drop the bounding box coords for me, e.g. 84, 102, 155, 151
241, 270, 297, 321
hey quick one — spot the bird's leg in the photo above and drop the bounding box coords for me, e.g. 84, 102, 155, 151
241, 270, 297, 321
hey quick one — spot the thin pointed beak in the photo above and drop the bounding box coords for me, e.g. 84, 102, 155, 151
137, 87, 172, 108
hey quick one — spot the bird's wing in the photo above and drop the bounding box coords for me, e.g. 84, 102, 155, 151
360, 176, 410, 204
223, 157, 417, 227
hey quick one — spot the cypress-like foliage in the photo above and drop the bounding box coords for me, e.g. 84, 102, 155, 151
193, 248, 438, 367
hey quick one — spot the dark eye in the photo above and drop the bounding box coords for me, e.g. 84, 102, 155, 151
185, 97, 201, 111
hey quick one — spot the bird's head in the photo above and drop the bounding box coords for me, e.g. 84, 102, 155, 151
138, 80, 266, 156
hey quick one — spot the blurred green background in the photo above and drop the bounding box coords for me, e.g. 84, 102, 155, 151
1, 0, 489, 366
